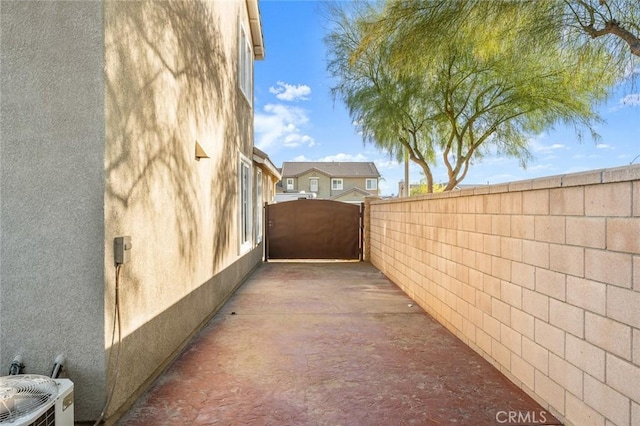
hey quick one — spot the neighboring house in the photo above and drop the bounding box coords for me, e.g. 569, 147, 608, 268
253, 147, 282, 244
0, 0, 270, 422
278, 162, 381, 203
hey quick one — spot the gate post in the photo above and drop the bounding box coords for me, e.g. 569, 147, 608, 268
363, 196, 379, 262
264, 201, 269, 262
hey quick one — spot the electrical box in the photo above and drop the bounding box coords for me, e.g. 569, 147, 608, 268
114, 236, 132, 264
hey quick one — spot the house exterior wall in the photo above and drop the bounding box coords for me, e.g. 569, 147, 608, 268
367, 164, 640, 426
104, 0, 261, 420
296, 171, 331, 198
1, 0, 263, 422
0, 0, 107, 419
289, 172, 378, 200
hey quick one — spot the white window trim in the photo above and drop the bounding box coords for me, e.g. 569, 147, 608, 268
309, 178, 319, 192
286, 178, 294, 190
238, 22, 253, 106
255, 169, 263, 244
238, 153, 253, 254
331, 178, 343, 191
366, 178, 378, 190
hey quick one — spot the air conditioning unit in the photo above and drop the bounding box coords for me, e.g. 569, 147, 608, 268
0, 375, 74, 426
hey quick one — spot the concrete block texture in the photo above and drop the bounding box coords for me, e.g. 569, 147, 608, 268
585, 182, 632, 217
585, 249, 632, 288
583, 374, 630, 426
368, 166, 640, 426
584, 312, 631, 360
566, 217, 606, 249
605, 355, 640, 407
548, 352, 583, 399
607, 218, 640, 254
565, 392, 606, 426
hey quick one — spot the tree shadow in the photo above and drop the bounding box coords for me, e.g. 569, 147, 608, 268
105, 0, 242, 273
103, 0, 259, 416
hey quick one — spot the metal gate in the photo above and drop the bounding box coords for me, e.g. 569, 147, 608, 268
265, 199, 363, 260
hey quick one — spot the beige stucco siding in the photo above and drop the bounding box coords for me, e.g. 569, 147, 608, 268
296, 171, 331, 198
103, 0, 259, 417
291, 172, 378, 200
0, 1, 106, 420
1, 0, 262, 421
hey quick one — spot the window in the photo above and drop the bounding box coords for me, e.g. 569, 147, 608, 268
239, 154, 252, 253
286, 178, 294, 190
366, 178, 378, 190
331, 178, 343, 191
238, 24, 253, 105
255, 169, 263, 243
309, 178, 318, 192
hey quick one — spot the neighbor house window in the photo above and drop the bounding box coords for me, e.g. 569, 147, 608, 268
310, 178, 319, 192
239, 154, 252, 253
238, 24, 253, 105
286, 178, 294, 190
331, 178, 343, 190
255, 169, 263, 243
366, 179, 378, 190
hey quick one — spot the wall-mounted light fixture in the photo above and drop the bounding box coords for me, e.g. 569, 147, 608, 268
195, 141, 210, 160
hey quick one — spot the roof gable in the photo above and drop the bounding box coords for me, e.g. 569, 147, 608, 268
281, 162, 380, 178
330, 187, 374, 200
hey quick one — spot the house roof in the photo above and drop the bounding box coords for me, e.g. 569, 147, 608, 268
246, 0, 265, 60
330, 187, 374, 200
281, 162, 380, 178
253, 147, 281, 179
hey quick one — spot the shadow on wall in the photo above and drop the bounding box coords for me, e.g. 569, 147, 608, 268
105, 0, 240, 274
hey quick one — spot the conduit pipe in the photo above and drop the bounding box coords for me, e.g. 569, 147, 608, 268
8, 355, 24, 375
50, 354, 66, 378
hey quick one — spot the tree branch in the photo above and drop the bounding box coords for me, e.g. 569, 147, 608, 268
583, 19, 640, 56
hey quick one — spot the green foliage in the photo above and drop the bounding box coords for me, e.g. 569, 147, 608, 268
410, 181, 446, 196
326, 0, 626, 191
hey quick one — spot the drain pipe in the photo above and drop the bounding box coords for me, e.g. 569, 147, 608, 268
50, 354, 66, 379
9, 355, 24, 375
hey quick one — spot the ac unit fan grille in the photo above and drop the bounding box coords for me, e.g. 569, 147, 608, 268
0, 375, 57, 424
25, 404, 54, 426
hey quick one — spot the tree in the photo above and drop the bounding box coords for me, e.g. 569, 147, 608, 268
410, 178, 446, 196
565, 0, 640, 58
326, 1, 620, 192
326, 2, 438, 191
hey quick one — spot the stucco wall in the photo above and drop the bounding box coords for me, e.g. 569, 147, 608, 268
368, 165, 640, 426
103, 0, 260, 419
0, 1, 106, 420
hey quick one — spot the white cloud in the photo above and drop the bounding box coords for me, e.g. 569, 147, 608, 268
596, 143, 614, 150
374, 159, 402, 170
269, 81, 311, 101
619, 93, 640, 107
563, 166, 590, 174
528, 163, 554, 172
254, 103, 315, 150
529, 137, 567, 154
317, 153, 368, 162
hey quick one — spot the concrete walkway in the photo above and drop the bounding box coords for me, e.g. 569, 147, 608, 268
118, 262, 560, 425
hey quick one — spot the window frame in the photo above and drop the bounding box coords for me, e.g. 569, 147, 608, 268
366, 178, 378, 191
238, 153, 253, 254
331, 178, 343, 191
238, 22, 253, 106
255, 168, 263, 244
309, 178, 319, 192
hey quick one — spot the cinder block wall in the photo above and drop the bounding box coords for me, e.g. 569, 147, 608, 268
368, 165, 640, 426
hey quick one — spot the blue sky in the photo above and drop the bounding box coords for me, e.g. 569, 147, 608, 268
254, 1, 640, 196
